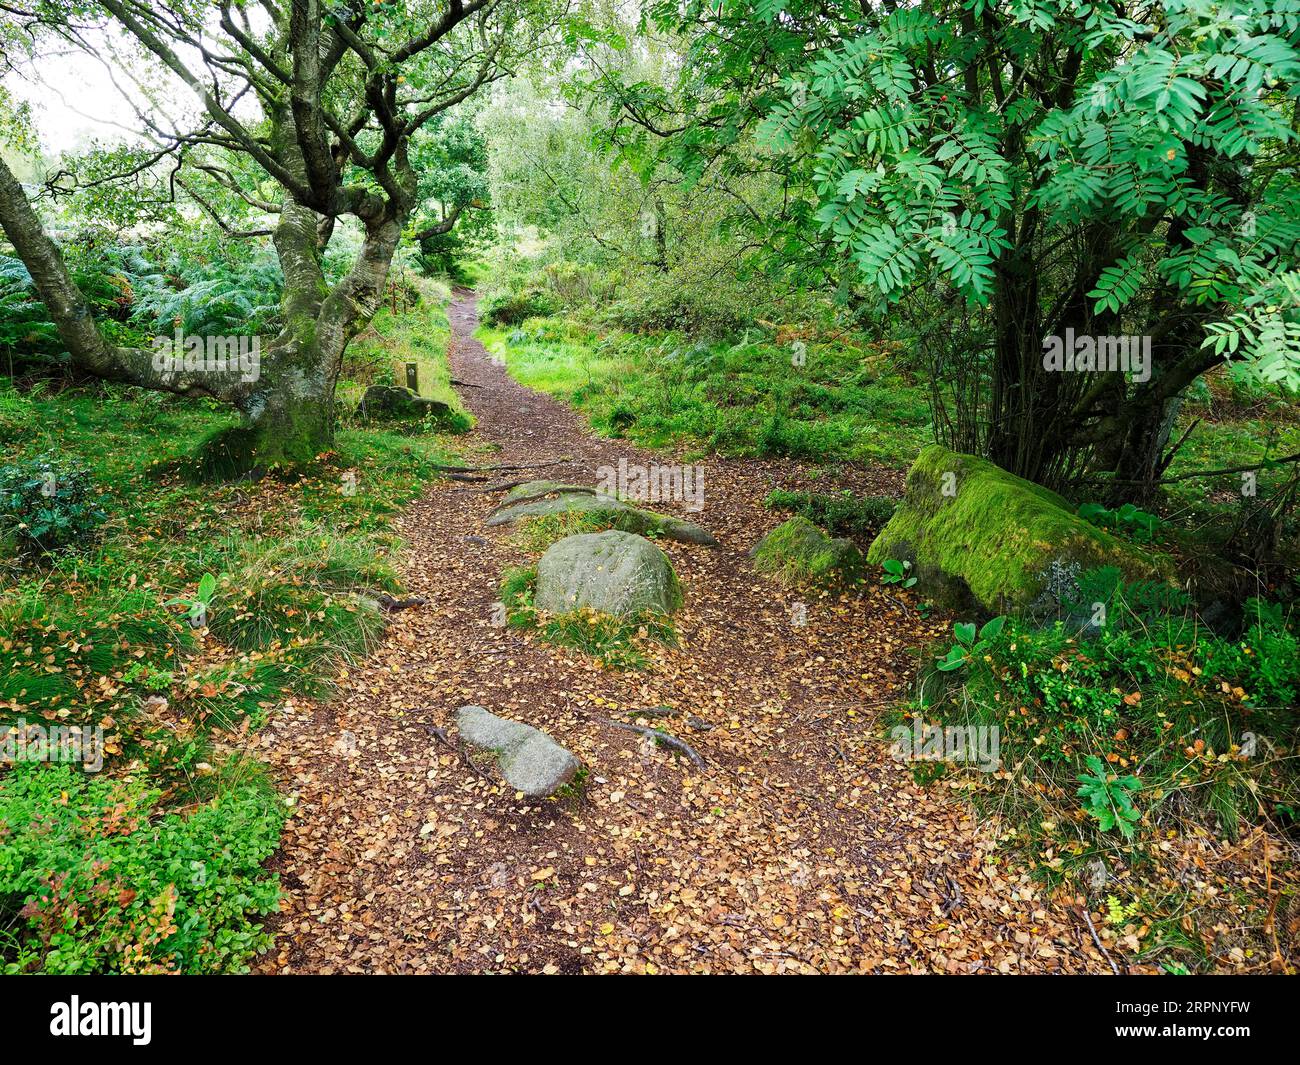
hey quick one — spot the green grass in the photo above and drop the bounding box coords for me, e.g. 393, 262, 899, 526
0, 368, 453, 781
477, 317, 931, 466
1158, 370, 1300, 524
0, 292, 461, 966
337, 276, 472, 429
0, 290, 464, 971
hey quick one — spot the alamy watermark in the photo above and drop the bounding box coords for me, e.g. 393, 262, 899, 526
1042, 328, 1150, 383
2, 719, 104, 772
889, 719, 1000, 773
596, 458, 705, 512
152, 330, 261, 383
50, 997, 151, 1045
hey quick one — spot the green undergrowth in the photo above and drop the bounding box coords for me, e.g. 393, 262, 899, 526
0, 294, 460, 972
765, 488, 897, 541
897, 588, 1300, 972
499, 564, 676, 670
477, 316, 930, 466
0, 759, 283, 974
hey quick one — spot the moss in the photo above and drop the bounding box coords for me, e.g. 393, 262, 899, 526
489, 483, 717, 546
751, 515, 866, 589
867, 445, 1173, 612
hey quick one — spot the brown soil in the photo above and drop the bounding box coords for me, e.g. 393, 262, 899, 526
255, 291, 1102, 974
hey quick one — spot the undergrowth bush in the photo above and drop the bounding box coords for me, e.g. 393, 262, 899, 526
907, 582, 1300, 852
480, 286, 560, 327
0, 455, 108, 556
0, 762, 283, 974
765, 489, 897, 540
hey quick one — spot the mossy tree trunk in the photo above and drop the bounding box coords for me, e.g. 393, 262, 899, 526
0, 1, 505, 476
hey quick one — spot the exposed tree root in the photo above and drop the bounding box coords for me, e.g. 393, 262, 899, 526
430, 456, 570, 474
375, 593, 429, 612
592, 715, 707, 770
485, 484, 599, 515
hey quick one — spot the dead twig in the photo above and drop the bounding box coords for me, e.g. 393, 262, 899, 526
426, 724, 492, 781
593, 716, 707, 770
1076, 904, 1120, 975
430, 456, 570, 474
940, 874, 962, 917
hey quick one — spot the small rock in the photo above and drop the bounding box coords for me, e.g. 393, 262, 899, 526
456, 705, 580, 798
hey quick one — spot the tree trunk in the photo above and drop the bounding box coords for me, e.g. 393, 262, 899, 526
0, 156, 402, 475
1101, 395, 1183, 504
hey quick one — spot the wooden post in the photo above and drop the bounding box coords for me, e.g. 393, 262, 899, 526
405, 363, 418, 392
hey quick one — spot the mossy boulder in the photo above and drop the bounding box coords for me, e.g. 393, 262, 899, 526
750, 515, 865, 588
535, 530, 682, 616
866, 445, 1173, 612
356, 385, 452, 421
487, 480, 718, 547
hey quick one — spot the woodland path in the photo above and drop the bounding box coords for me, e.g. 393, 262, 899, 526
256, 291, 1102, 974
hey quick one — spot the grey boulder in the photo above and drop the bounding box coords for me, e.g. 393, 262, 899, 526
486, 480, 717, 547
535, 530, 682, 616
456, 705, 580, 798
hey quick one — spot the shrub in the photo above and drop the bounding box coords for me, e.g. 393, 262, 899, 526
0, 455, 107, 556
0, 762, 284, 974
906, 600, 1300, 848
765, 489, 897, 539
480, 287, 559, 327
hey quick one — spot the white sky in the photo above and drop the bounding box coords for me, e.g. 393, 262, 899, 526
7, 49, 145, 156
5, 21, 244, 160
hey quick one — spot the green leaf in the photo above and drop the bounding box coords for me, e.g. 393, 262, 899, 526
197, 572, 217, 601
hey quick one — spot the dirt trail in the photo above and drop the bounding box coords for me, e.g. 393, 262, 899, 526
257, 291, 1099, 974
